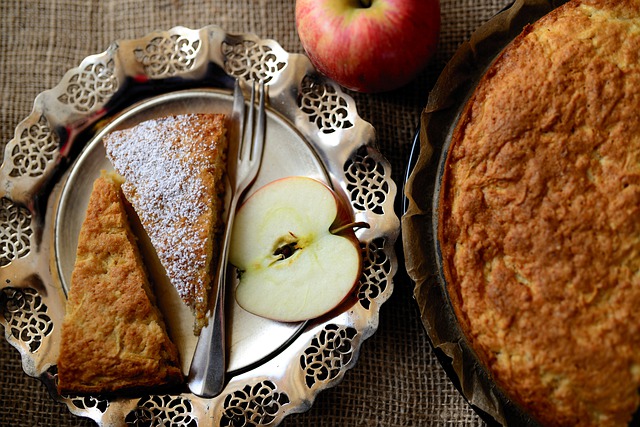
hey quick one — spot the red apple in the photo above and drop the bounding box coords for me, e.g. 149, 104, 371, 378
295, 0, 441, 93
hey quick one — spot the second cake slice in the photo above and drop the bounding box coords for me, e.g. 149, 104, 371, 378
103, 113, 228, 335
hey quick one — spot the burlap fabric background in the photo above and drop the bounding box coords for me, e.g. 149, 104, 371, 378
0, 0, 508, 425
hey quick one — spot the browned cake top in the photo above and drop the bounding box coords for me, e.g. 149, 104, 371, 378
57, 172, 182, 394
439, 1, 640, 425
103, 113, 228, 335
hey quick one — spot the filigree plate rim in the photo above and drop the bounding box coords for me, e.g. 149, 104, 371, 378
0, 24, 400, 426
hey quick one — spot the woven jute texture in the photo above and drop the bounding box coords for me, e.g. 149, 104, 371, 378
0, 0, 508, 425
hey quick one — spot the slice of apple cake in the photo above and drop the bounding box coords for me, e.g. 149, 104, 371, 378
57, 171, 183, 394
103, 113, 228, 335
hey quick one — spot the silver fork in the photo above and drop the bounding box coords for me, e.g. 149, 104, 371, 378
187, 78, 266, 397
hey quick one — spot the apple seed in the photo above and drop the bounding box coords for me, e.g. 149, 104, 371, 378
273, 241, 299, 261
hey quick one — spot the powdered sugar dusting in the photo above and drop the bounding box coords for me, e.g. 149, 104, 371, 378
103, 114, 225, 309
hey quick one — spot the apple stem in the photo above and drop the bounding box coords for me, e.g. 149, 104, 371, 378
330, 221, 370, 235
359, 0, 372, 7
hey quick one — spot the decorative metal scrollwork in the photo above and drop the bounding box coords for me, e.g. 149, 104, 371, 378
358, 238, 391, 310
344, 147, 389, 215
57, 59, 118, 112
0, 198, 33, 267
0, 287, 53, 353
298, 75, 353, 134
221, 40, 286, 83
221, 380, 290, 426
125, 395, 197, 427
66, 394, 110, 414
135, 34, 201, 78
55, 367, 110, 415
7, 115, 59, 178
300, 324, 358, 389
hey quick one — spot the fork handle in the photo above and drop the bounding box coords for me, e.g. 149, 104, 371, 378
187, 195, 238, 397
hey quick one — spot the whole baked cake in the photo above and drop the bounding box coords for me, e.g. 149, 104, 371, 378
438, 1, 640, 426
104, 113, 227, 335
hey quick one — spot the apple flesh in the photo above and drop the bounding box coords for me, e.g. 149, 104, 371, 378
229, 176, 363, 322
295, 0, 441, 93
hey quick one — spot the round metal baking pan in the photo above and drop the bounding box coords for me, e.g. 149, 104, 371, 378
404, 0, 640, 425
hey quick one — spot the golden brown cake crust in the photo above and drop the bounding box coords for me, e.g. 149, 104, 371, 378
57, 172, 182, 395
103, 114, 228, 335
439, 1, 640, 426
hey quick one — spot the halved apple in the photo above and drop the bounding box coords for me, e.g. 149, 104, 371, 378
229, 176, 364, 322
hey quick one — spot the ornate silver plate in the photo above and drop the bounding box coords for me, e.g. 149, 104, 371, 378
0, 26, 399, 426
